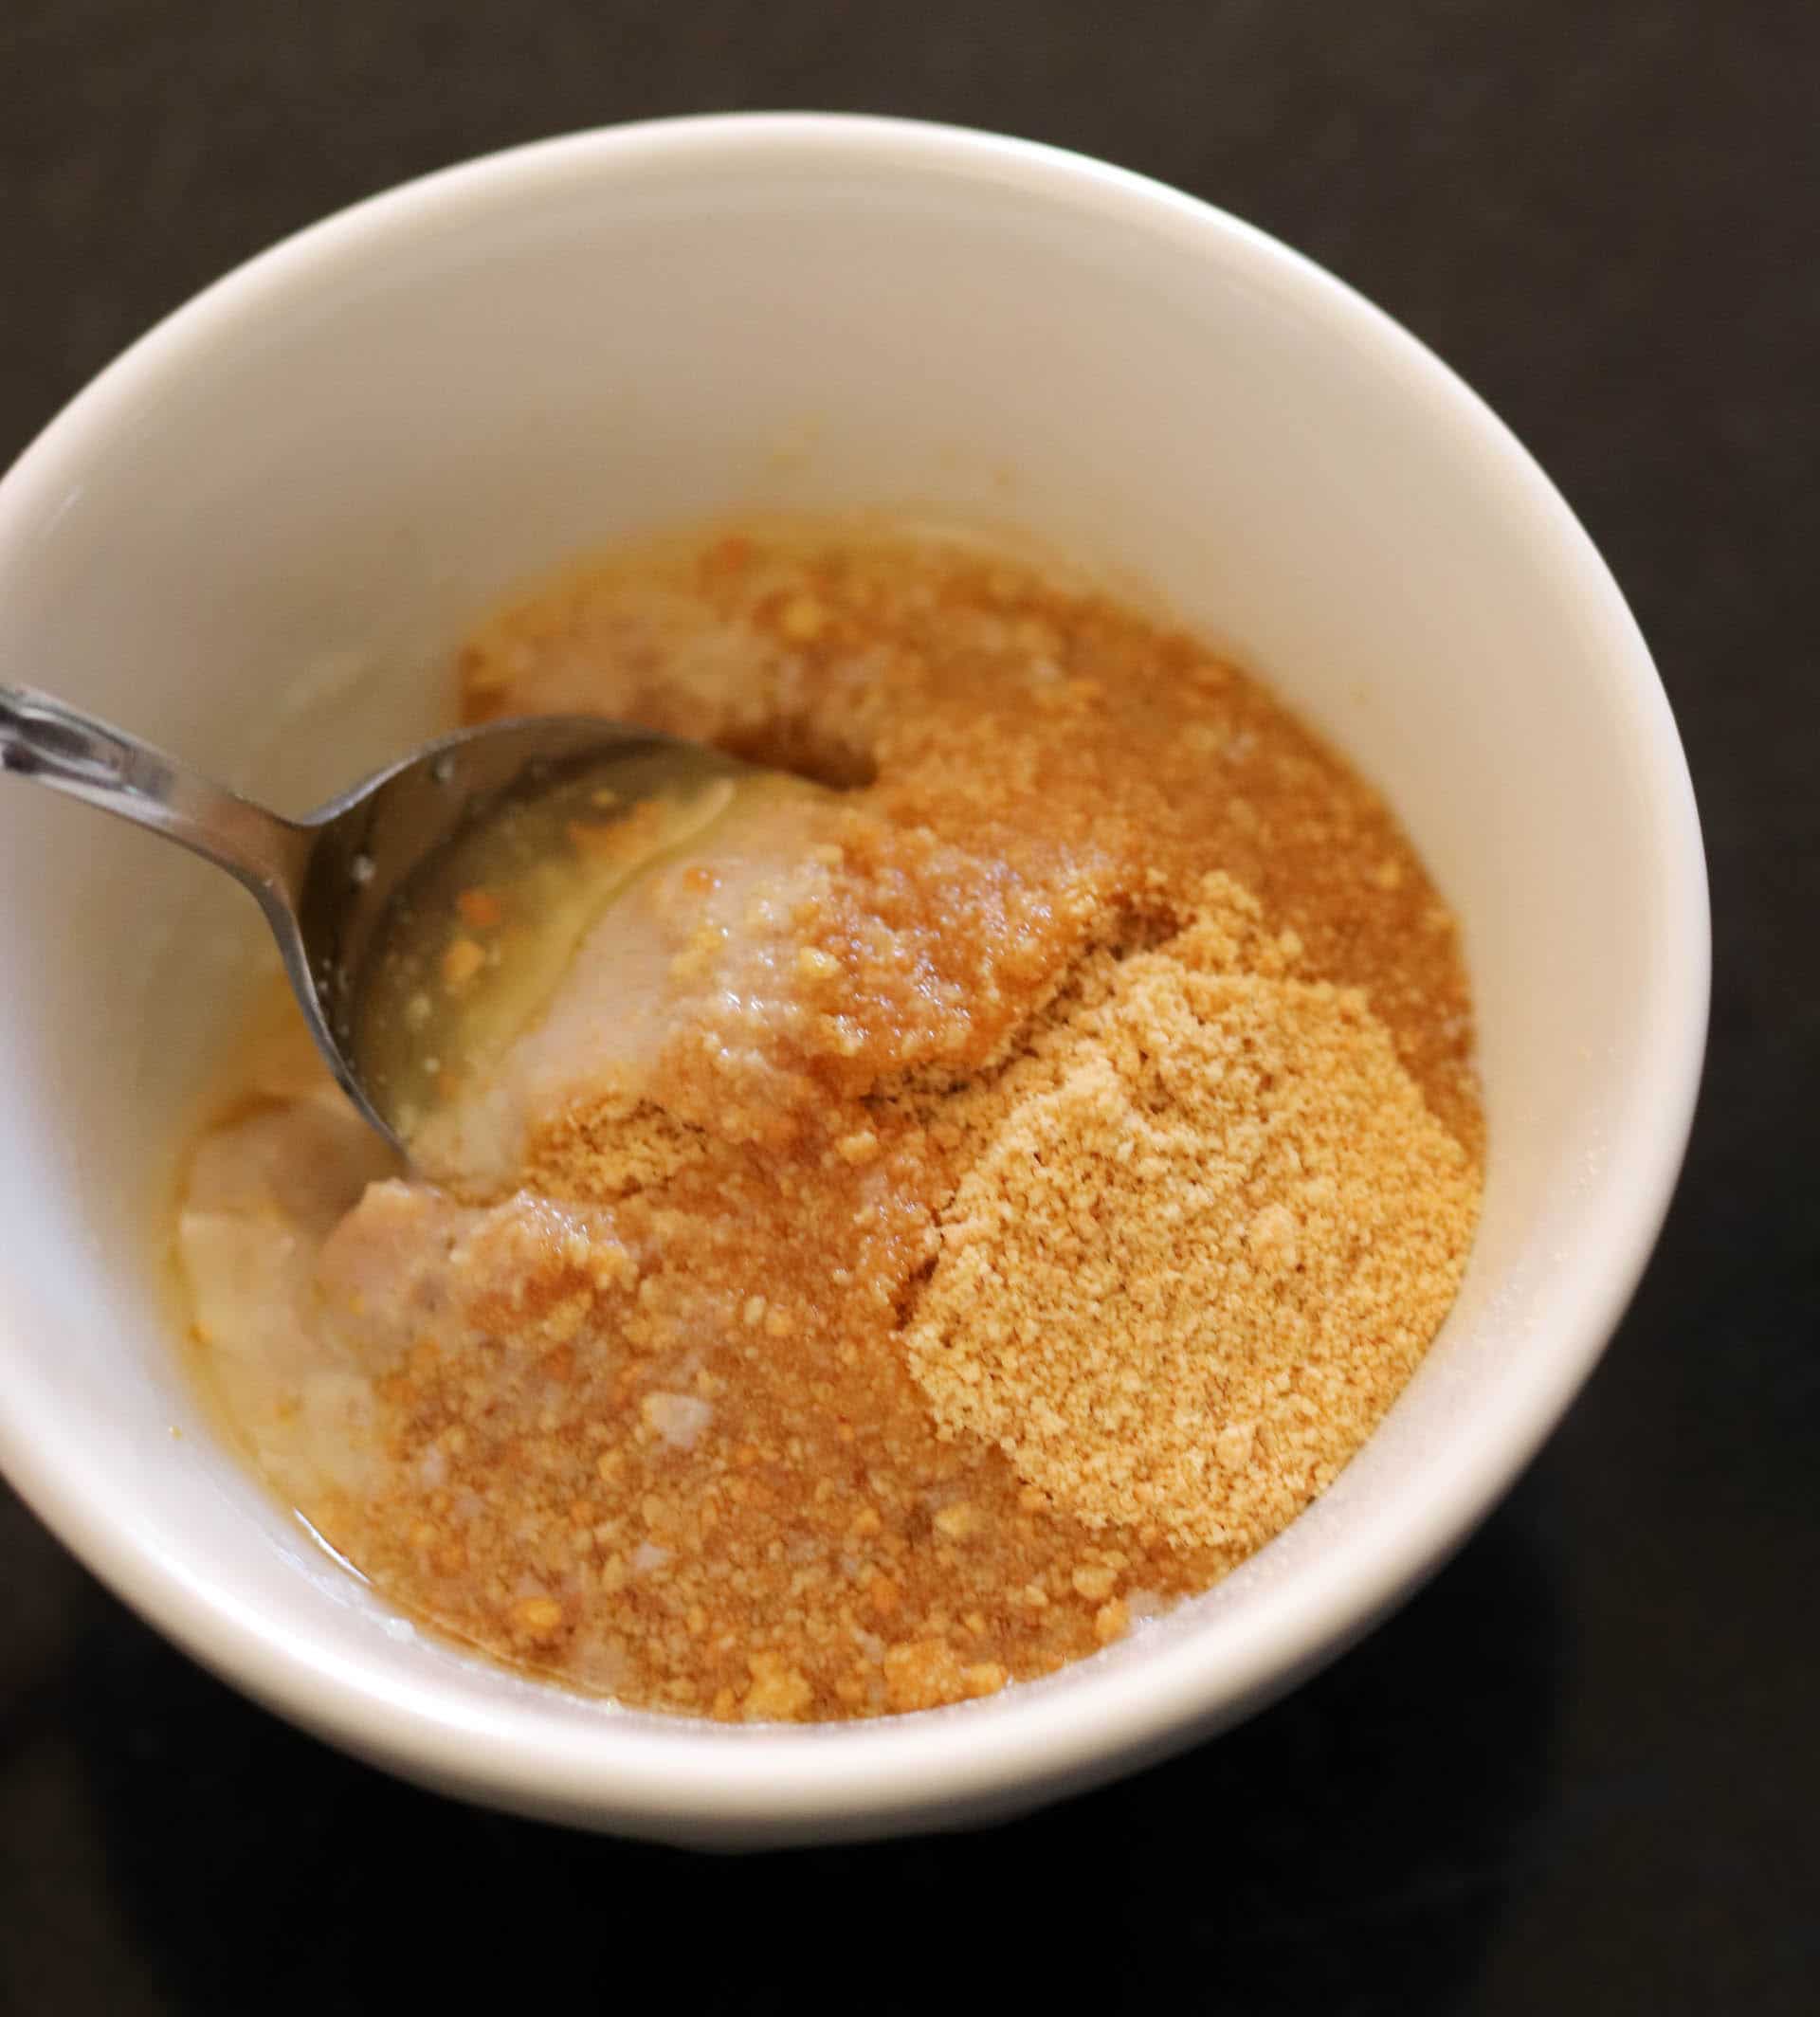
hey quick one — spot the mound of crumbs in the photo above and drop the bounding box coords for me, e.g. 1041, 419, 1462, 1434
177, 521, 1483, 1721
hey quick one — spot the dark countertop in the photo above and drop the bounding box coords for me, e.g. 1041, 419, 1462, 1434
2, 4, 1814, 2011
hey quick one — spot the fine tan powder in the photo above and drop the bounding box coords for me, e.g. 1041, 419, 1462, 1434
907, 879, 1480, 1553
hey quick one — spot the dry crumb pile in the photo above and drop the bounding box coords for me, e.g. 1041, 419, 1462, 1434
908, 894, 1479, 1553
178, 524, 1483, 1723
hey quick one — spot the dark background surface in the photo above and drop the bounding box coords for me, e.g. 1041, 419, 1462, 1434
2, 3, 1814, 2011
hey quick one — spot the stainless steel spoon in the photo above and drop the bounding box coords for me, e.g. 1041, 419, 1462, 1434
0, 684, 739, 1154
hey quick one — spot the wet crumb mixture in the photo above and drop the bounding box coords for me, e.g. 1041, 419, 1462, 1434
177, 521, 1483, 1721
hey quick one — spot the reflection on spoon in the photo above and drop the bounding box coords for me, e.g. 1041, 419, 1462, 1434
0, 683, 770, 1158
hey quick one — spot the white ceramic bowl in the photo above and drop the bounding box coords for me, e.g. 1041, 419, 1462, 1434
0, 115, 1706, 1846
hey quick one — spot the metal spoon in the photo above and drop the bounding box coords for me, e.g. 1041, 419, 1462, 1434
0, 684, 740, 1154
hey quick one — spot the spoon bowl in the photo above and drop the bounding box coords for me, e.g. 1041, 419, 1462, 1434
0, 686, 739, 1153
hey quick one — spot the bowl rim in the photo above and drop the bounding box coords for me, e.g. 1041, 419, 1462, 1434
0, 111, 1709, 1834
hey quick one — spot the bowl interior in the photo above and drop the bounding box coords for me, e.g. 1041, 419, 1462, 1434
0, 118, 1703, 1844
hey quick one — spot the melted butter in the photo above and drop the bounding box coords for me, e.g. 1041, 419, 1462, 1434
355, 754, 750, 1154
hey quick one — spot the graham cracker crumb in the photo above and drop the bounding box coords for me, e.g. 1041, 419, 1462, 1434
179, 521, 1483, 1727
907, 903, 1478, 1551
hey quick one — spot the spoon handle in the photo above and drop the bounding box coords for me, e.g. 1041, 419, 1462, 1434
0, 684, 312, 912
